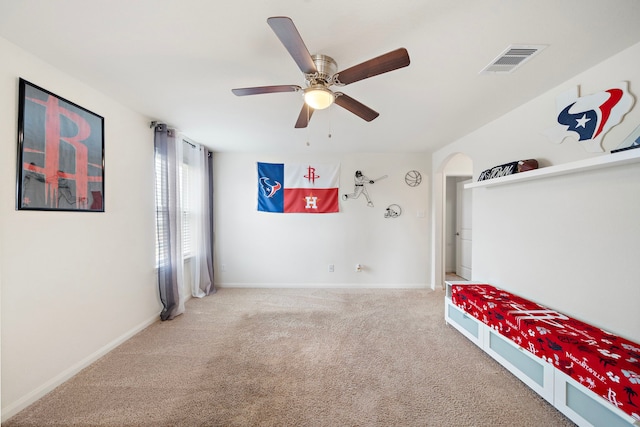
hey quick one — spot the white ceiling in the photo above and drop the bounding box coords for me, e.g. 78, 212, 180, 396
1, 0, 640, 153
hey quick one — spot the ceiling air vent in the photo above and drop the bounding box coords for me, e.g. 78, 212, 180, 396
480, 44, 548, 74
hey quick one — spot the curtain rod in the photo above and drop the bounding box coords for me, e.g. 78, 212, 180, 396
151, 121, 205, 153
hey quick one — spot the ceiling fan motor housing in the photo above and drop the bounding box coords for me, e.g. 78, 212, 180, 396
309, 54, 337, 85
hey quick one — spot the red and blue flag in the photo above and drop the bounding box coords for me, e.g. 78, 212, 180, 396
257, 162, 340, 213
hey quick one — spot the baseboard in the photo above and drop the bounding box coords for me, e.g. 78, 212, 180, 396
1, 313, 159, 423
217, 282, 429, 289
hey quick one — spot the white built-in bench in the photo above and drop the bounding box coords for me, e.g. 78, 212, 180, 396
445, 281, 640, 427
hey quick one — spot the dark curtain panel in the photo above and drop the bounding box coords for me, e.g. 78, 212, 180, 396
206, 150, 216, 294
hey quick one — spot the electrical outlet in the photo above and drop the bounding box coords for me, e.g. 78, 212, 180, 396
328, 264, 334, 272
221, 264, 227, 272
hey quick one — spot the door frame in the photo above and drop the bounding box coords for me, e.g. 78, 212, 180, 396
432, 153, 473, 289
455, 178, 472, 279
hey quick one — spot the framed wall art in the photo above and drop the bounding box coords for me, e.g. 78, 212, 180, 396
16, 78, 105, 212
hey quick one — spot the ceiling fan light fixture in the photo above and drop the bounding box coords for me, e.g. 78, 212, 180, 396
304, 86, 334, 110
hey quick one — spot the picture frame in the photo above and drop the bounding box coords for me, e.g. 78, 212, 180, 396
16, 78, 105, 212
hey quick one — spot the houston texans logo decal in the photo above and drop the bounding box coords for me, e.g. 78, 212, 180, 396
259, 177, 282, 198
543, 82, 634, 152
557, 88, 623, 141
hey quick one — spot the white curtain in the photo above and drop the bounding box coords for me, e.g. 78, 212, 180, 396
155, 124, 214, 321
183, 141, 215, 298
154, 124, 186, 320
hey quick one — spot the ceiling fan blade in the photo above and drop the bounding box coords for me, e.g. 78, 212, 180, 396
295, 103, 314, 128
232, 85, 301, 96
267, 17, 317, 75
334, 93, 379, 122
335, 48, 410, 86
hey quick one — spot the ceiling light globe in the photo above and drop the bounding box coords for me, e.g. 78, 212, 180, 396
304, 87, 334, 110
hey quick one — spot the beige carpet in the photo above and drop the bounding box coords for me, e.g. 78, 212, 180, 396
5, 288, 575, 426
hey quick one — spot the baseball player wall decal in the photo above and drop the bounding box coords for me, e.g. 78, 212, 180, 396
342, 170, 387, 207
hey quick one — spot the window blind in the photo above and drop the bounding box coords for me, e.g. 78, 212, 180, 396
155, 153, 192, 267
181, 163, 192, 258
155, 149, 169, 267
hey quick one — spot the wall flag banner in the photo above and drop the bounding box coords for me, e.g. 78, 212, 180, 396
257, 162, 340, 213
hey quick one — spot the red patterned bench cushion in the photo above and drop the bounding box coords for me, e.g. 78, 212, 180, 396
451, 284, 640, 420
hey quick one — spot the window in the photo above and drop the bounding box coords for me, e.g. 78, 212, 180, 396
155, 150, 168, 267
155, 152, 192, 267
181, 162, 193, 258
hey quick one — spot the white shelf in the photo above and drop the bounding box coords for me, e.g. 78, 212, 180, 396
465, 148, 640, 189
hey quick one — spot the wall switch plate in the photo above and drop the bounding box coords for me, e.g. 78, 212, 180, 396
328, 264, 334, 272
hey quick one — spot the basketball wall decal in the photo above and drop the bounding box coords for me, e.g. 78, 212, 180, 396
405, 170, 422, 187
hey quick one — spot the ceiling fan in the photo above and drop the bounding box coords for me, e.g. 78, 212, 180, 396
232, 16, 411, 128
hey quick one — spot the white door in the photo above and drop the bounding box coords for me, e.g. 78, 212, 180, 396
456, 179, 472, 279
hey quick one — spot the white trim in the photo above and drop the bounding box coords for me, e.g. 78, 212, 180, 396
217, 282, 429, 289
1, 314, 159, 423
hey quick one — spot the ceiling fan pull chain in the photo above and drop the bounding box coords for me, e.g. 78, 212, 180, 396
306, 105, 311, 146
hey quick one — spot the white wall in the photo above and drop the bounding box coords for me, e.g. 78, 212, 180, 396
0, 37, 160, 420
433, 41, 640, 342
214, 152, 431, 288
